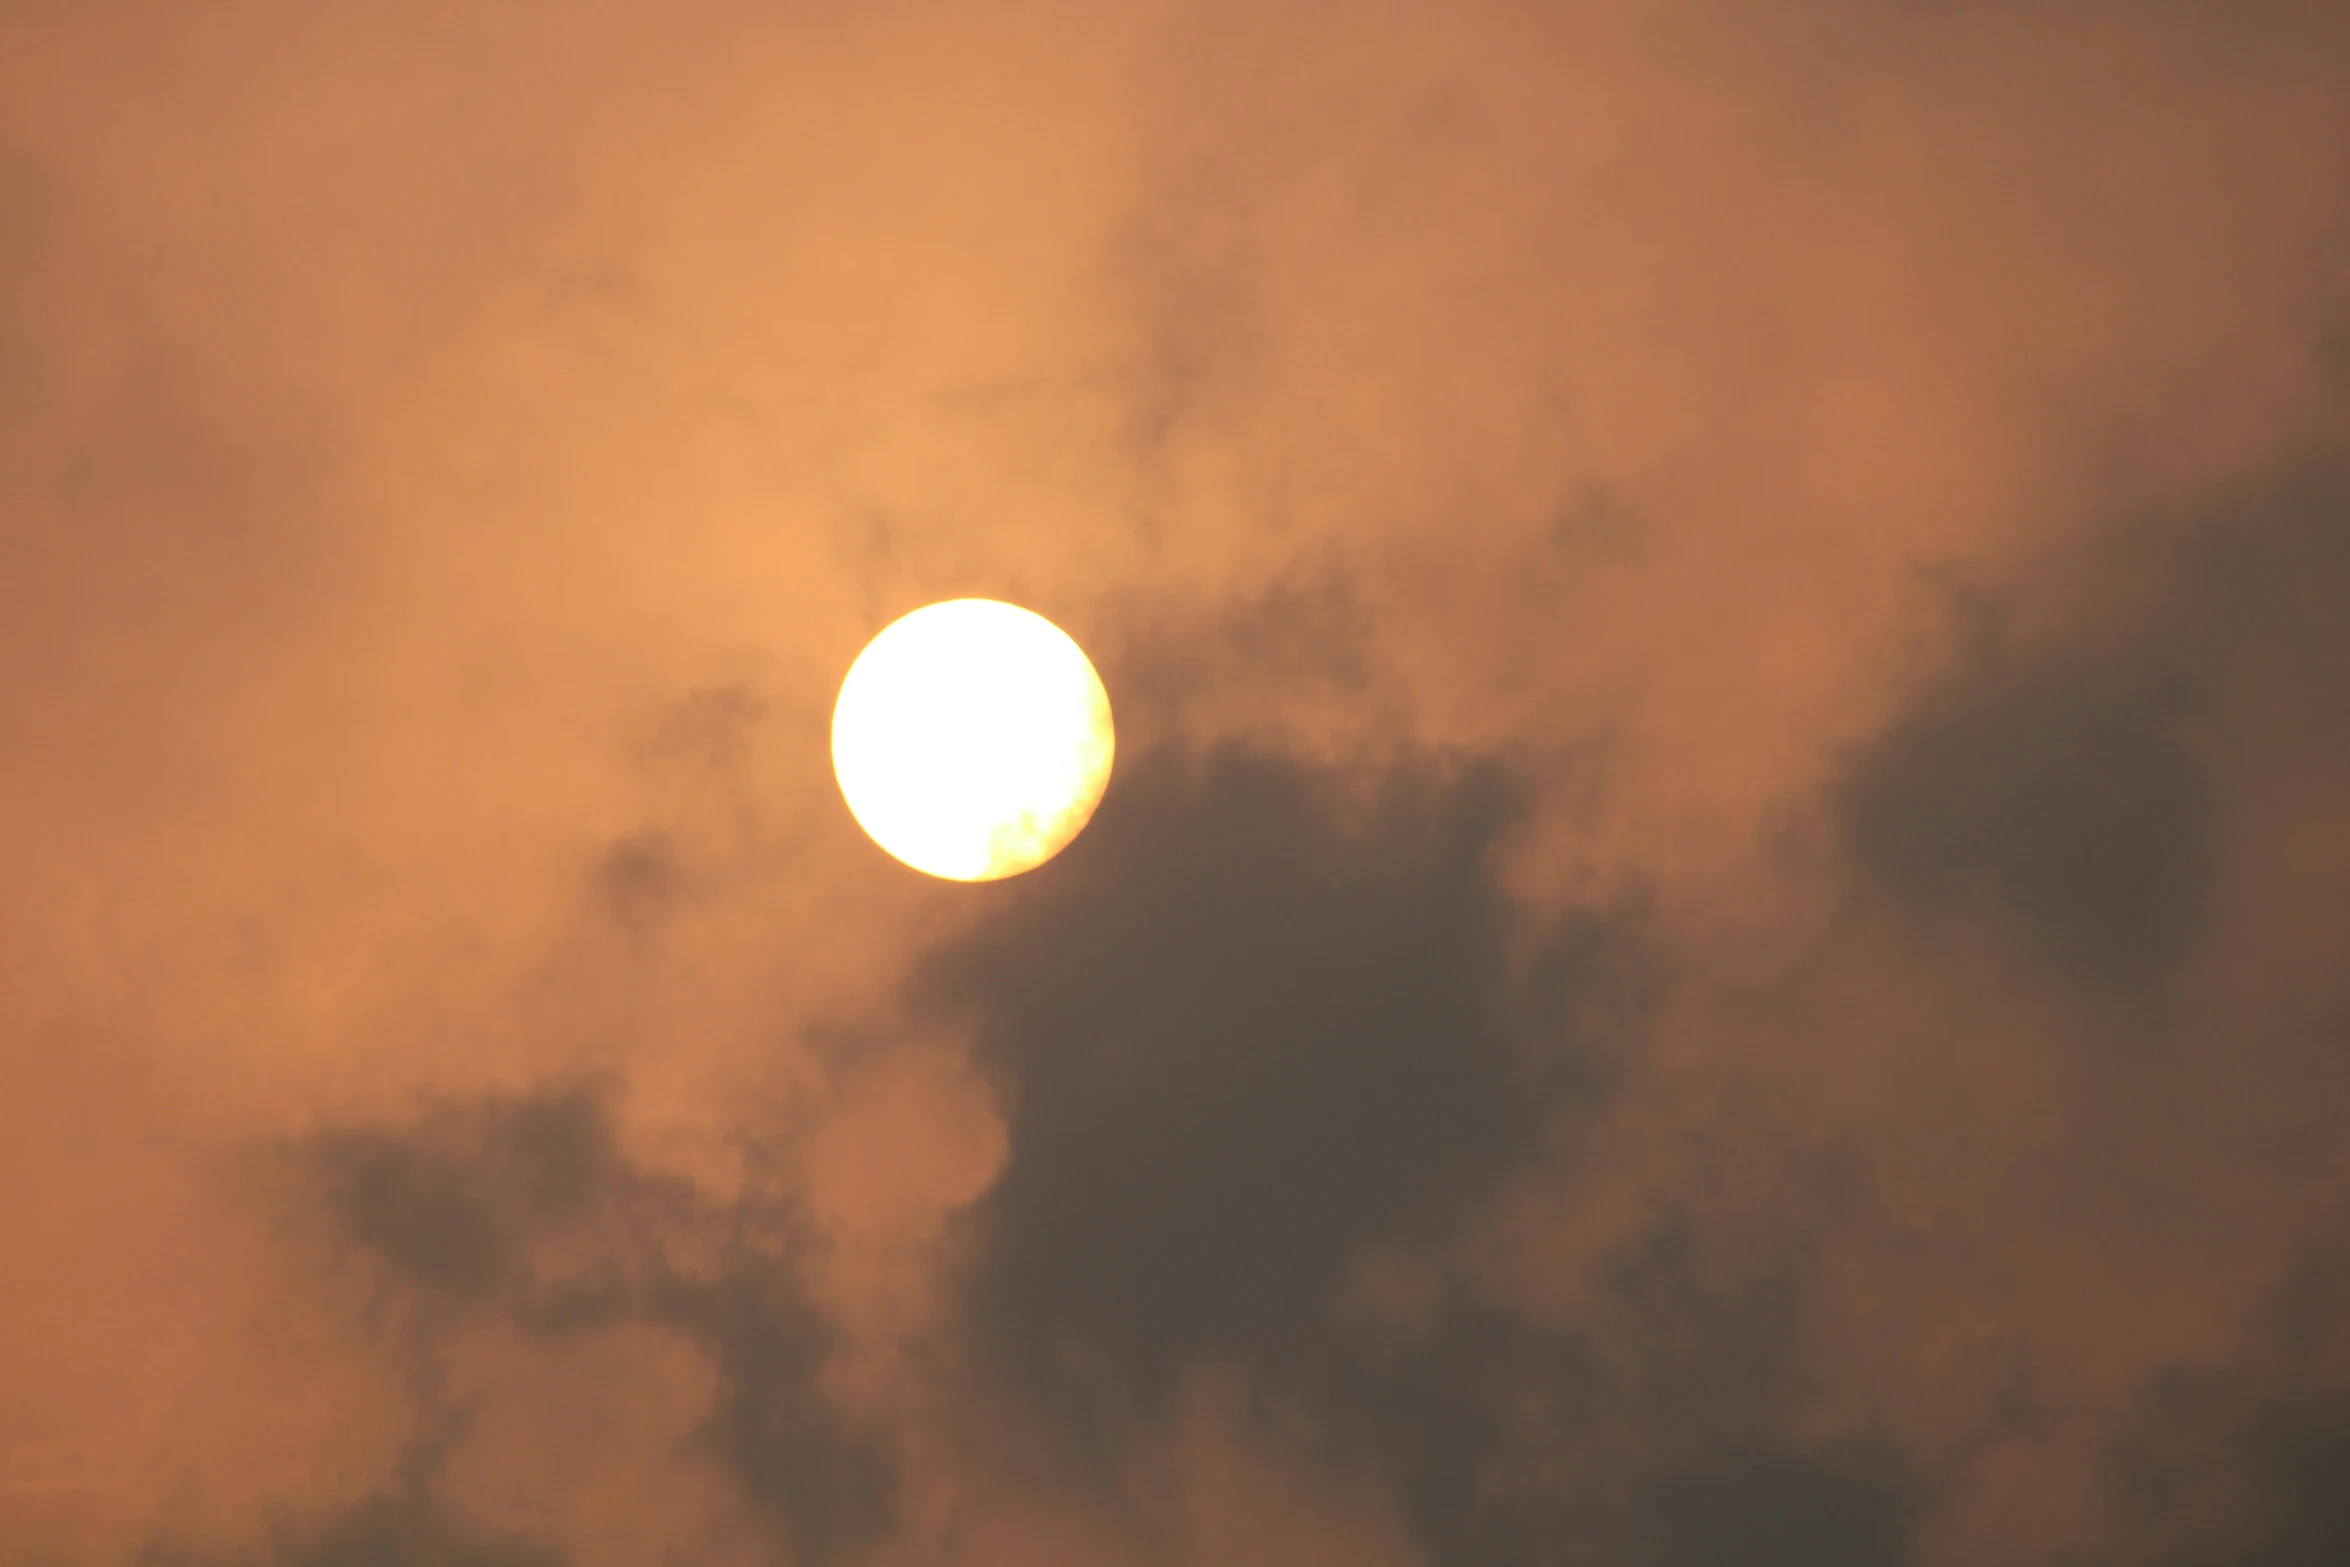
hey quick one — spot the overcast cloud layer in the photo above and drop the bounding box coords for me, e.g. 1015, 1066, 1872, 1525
4, 2, 2349, 1564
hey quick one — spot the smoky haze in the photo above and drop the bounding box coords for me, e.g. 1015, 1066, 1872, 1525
3, 2, 2349, 1565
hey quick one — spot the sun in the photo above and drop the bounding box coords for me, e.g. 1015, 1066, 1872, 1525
831, 599, 1115, 881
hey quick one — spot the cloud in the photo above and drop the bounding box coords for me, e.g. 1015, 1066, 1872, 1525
1626, 1437, 1920, 1567
2078, 1245, 2350, 1567
916, 744, 1644, 1417
282, 1087, 893, 1567
149, 433, 2350, 1564
1833, 609, 2220, 992
145, 1490, 564, 1567
907, 738, 1936, 1563
1834, 453, 2350, 1000
4, 0, 2349, 1562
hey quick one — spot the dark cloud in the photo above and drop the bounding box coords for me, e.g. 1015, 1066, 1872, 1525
1320, 1211, 1897, 1567
1835, 453, 2350, 997
884, 450, 2348, 1563
144, 1490, 564, 1567
1808, 450, 2350, 1561
289, 1086, 893, 1567
2166, 461, 2350, 731
1105, 575, 1378, 733
910, 740, 1928, 1561
1626, 1437, 1920, 1567
917, 744, 1643, 1417
2106, 1381, 2350, 1567
594, 829, 686, 936
1834, 616, 2220, 993
314, 1088, 635, 1307
2078, 1247, 2350, 1567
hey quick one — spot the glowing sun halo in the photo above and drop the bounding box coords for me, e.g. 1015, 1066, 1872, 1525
831, 599, 1115, 881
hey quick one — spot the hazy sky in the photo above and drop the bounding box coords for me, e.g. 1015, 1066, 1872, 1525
4, 3, 2349, 1564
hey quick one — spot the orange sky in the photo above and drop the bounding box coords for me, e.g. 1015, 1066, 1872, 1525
4, 3, 2349, 1564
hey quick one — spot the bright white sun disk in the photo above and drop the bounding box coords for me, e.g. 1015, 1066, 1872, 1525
831, 599, 1114, 881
